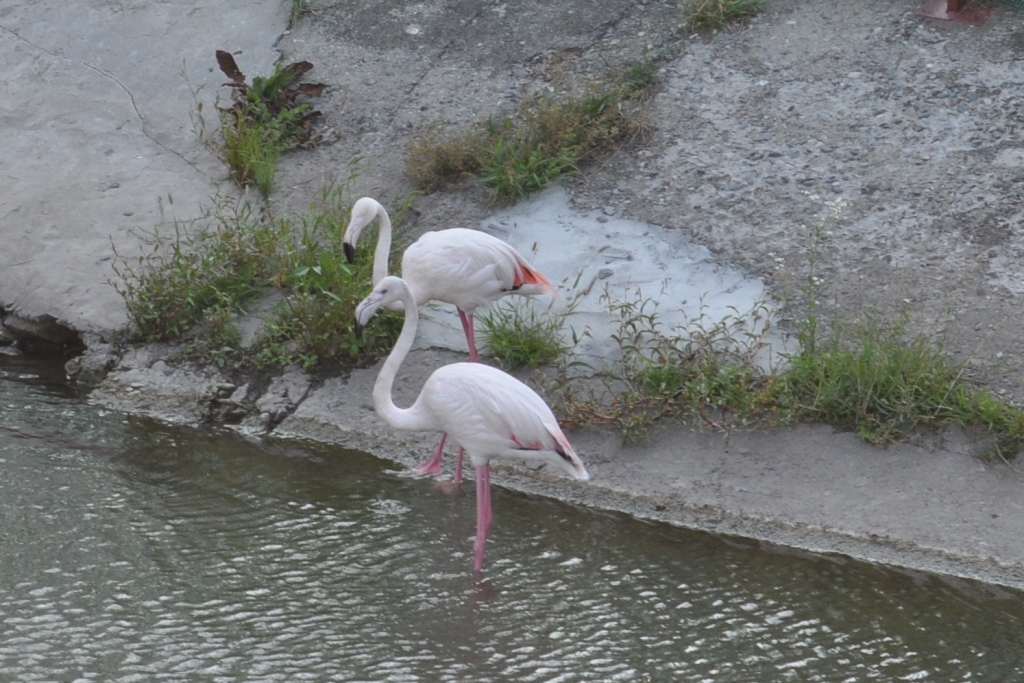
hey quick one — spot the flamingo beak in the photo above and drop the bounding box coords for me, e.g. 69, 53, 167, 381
354, 290, 384, 339
343, 242, 356, 264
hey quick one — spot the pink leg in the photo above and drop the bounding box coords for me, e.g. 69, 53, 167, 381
457, 308, 480, 362
454, 447, 465, 485
482, 465, 492, 535
412, 432, 447, 477
473, 463, 492, 573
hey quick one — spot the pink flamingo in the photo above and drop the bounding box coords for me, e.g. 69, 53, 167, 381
344, 197, 557, 483
355, 276, 589, 573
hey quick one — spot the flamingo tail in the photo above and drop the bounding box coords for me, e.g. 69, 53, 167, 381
512, 263, 558, 297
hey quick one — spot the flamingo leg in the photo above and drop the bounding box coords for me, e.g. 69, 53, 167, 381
453, 447, 465, 485
457, 308, 481, 362
483, 465, 493, 535
474, 463, 492, 572
412, 432, 447, 477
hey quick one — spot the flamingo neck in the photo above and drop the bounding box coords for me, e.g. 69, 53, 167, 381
371, 202, 392, 286
372, 283, 429, 432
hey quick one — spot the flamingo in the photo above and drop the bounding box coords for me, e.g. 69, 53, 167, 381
344, 197, 558, 482
355, 276, 590, 573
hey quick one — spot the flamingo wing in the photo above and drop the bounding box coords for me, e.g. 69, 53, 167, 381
402, 229, 556, 311
421, 363, 572, 463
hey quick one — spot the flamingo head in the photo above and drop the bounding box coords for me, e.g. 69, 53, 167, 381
354, 275, 407, 339
343, 197, 382, 264
552, 445, 590, 482
501, 431, 589, 482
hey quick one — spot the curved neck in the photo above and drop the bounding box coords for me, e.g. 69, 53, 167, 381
371, 203, 392, 286
373, 283, 429, 431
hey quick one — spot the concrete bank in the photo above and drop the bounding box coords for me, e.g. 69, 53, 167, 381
91, 343, 1024, 591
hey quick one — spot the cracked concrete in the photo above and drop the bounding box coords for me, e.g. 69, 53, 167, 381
0, 0, 285, 334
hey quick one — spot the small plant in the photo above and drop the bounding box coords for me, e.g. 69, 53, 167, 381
618, 58, 658, 99
608, 288, 772, 437
770, 316, 1024, 457
777, 318, 960, 443
219, 112, 285, 196
286, 0, 310, 27
477, 128, 579, 204
110, 176, 411, 372
110, 197, 280, 342
551, 285, 774, 442
404, 126, 488, 192
404, 59, 655, 204
213, 51, 325, 197
186, 305, 243, 368
684, 0, 766, 31
479, 286, 585, 369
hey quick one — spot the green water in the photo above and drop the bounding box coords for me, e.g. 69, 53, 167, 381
1, 353, 1023, 682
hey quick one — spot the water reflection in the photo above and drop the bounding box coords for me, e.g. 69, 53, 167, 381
1, 353, 1023, 681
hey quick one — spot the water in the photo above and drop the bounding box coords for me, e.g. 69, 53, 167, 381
2, 353, 1024, 682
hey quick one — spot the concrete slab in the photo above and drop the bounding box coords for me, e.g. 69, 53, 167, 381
414, 187, 795, 372
0, 0, 286, 334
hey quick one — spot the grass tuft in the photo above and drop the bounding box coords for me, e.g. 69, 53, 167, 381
553, 287, 773, 442
110, 198, 277, 343
404, 59, 656, 204
110, 176, 408, 372
198, 52, 325, 198
479, 286, 586, 369
683, 0, 766, 31
219, 111, 285, 197
774, 319, 1024, 456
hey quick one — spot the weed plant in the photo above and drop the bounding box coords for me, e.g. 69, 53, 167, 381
111, 181, 406, 371
205, 52, 325, 197
111, 198, 280, 342
772, 318, 1024, 452
683, 0, 766, 31
405, 59, 656, 204
219, 112, 285, 197
479, 283, 587, 369
550, 287, 775, 442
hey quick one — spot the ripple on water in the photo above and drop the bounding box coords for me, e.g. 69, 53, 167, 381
2, 355, 1024, 681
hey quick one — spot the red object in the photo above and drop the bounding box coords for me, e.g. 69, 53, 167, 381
920, 0, 992, 24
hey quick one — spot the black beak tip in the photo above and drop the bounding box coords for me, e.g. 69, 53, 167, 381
354, 322, 364, 341
343, 242, 356, 264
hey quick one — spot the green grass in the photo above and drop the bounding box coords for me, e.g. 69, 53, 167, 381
506, 280, 1024, 457
110, 198, 277, 342
683, 0, 766, 31
110, 179, 407, 371
774, 320, 1024, 456
404, 59, 655, 204
479, 291, 585, 369
552, 288, 774, 441
203, 53, 324, 198
220, 110, 286, 197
